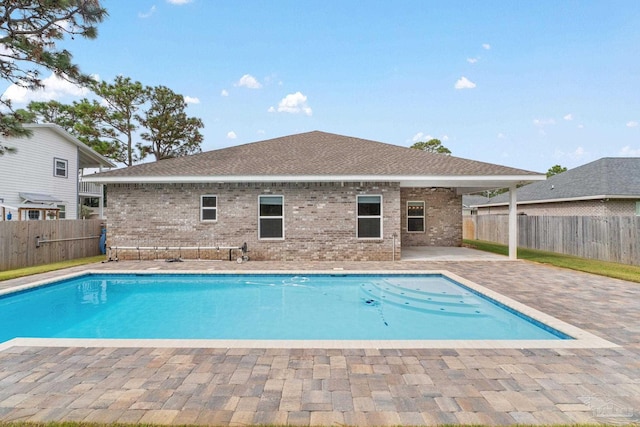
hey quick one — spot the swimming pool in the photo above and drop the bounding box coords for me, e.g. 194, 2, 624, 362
0, 272, 572, 343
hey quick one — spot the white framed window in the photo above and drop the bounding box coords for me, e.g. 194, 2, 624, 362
54, 158, 68, 178
259, 195, 284, 239
57, 205, 66, 219
200, 195, 217, 221
28, 210, 40, 220
407, 201, 425, 232
357, 195, 382, 239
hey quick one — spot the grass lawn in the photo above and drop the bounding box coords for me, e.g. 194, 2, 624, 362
464, 239, 640, 283
0, 255, 106, 282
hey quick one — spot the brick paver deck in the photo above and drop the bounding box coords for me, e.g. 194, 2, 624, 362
0, 259, 638, 425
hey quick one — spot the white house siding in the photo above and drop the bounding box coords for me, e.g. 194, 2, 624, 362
105, 182, 407, 261
0, 128, 78, 219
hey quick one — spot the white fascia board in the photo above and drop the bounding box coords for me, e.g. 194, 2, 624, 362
475, 194, 639, 208
83, 174, 547, 185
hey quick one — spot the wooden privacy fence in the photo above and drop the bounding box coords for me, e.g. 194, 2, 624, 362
464, 215, 640, 266
0, 219, 103, 271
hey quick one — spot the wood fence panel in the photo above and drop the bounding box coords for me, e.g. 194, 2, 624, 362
0, 219, 102, 271
466, 215, 640, 266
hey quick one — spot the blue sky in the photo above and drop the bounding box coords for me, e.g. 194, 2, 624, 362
3, 1, 640, 172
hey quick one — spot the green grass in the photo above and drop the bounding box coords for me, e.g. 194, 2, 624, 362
0, 255, 106, 282
464, 239, 640, 283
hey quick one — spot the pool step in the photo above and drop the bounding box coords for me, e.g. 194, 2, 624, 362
360, 281, 486, 317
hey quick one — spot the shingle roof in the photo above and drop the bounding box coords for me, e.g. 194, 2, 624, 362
476, 157, 640, 205
87, 131, 541, 184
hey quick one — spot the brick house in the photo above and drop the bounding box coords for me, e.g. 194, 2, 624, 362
85, 131, 544, 261
472, 158, 640, 217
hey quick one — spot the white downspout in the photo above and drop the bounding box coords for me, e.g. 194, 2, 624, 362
508, 185, 518, 260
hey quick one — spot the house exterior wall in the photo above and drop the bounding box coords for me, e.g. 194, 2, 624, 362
106, 182, 406, 261
476, 199, 639, 216
0, 128, 78, 219
400, 187, 462, 247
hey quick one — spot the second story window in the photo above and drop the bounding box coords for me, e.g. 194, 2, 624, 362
54, 158, 68, 178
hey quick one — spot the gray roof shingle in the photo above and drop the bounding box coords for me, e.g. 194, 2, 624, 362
477, 157, 640, 205
90, 131, 540, 182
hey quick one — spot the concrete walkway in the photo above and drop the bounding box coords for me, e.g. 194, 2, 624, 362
0, 259, 639, 425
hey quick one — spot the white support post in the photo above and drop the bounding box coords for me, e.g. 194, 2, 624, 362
508, 185, 518, 260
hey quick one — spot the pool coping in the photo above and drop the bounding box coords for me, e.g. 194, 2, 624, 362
0, 269, 618, 351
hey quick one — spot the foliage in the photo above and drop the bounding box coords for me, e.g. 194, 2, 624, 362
91, 76, 149, 166
547, 164, 567, 177
0, 255, 106, 282
138, 85, 204, 160
0, 0, 107, 151
410, 138, 452, 155
464, 239, 640, 283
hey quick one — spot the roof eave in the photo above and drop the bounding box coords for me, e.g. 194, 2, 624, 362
84, 173, 546, 188
474, 194, 640, 207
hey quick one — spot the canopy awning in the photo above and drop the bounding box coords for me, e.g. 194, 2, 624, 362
19, 192, 65, 204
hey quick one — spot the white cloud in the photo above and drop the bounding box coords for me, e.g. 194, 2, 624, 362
454, 76, 476, 89
167, 0, 192, 4
269, 91, 312, 116
257, 129, 266, 135
227, 131, 237, 139
138, 5, 156, 18
620, 145, 640, 156
563, 113, 573, 121
2, 72, 89, 104
533, 118, 556, 127
497, 132, 506, 139
184, 96, 200, 104
482, 43, 491, 50
441, 135, 449, 141
627, 120, 639, 128
220, 89, 229, 97
467, 58, 478, 64
236, 74, 262, 89
411, 132, 433, 142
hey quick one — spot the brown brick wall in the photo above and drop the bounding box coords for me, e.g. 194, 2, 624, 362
477, 199, 638, 216
400, 188, 462, 247
106, 182, 411, 261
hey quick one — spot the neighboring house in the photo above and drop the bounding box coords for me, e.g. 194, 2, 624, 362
462, 195, 491, 215
85, 131, 544, 261
0, 124, 115, 221
472, 157, 640, 216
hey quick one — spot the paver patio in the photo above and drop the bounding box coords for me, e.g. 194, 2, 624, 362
0, 258, 638, 425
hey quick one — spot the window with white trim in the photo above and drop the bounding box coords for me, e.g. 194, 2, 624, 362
54, 158, 68, 178
357, 195, 382, 239
57, 204, 66, 219
28, 210, 40, 220
407, 201, 425, 232
259, 195, 284, 239
200, 195, 217, 221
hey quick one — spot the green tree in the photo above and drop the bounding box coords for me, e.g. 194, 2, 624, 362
547, 164, 567, 177
0, 0, 107, 152
138, 86, 204, 160
410, 138, 452, 155
91, 76, 149, 166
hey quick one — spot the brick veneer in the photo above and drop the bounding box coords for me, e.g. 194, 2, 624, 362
477, 199, 638, 216
400, 187, 462, 247
106, 182, 403, 261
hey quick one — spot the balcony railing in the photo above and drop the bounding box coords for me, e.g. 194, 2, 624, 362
78, 181, 102, 196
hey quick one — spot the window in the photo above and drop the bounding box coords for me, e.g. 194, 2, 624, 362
357, 195, 382, 239
57, 205, 66, 219
259, 195, 284, 239
28, 210, 40, 220
54, 158, 68, 178
636, 201, 640, 216
200, 195, 217, 221
407, 201, 425, 232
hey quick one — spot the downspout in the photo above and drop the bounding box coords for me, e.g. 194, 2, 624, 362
508, 185, 518, 260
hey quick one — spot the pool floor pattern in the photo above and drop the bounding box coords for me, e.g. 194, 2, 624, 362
0, 259, 639, 425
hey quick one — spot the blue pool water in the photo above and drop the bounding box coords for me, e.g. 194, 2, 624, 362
0, 273, 569, 342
